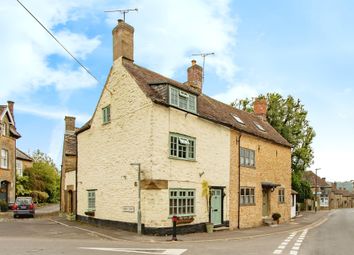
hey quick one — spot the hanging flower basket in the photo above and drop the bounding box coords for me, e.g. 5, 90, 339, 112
85, 211, 95, 217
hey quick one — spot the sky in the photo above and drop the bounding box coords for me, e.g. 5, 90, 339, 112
1, 0, 353, 182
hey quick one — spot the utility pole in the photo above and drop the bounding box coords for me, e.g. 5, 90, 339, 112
130, 163, 142, 235
104, 8, 138, 22
315, 168, 321, 213
191, 52, 215, 85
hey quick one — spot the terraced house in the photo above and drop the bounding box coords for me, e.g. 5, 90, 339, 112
0, 101, 21, 205
63, 20, 292, 234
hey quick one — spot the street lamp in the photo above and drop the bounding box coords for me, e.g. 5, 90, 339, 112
315, 168, 321, 213
130, 163, 142, 235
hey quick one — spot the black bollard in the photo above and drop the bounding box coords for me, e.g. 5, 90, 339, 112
172, 216, 178, 241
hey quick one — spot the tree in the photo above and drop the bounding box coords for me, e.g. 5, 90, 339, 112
19, 150, 60, 203
232, 93, 314, 201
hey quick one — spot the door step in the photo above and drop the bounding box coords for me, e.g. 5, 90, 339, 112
263, 217, 274, 226
213, 226, 229, 232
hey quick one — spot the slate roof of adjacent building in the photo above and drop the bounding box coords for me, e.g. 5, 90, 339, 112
77, 60, 291, 148
16, 148, 33, 162
303, 171, 331, 188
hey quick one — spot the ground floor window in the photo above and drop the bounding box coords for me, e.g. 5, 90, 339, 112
169, 189, 195, 216
87, 190, 96, 211
320, 196, 329, 207
278, 188, 285, 203
240, 187, 255, 205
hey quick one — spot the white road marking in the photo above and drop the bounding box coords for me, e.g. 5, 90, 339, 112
273, 232, 297, 254
288, 229, 308, 254
78, 247, 187, 255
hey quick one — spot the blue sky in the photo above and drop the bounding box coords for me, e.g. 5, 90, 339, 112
1, 0, 353, 181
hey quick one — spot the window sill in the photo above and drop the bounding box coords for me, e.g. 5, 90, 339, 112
102, 121, 111, 126
240, 204, 256, 207
241, 165, 256, 169
0, 167, 9, 171
169, 156, 196, 162
168, 214, 196, 219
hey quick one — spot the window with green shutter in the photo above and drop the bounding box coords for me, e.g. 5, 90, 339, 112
169, 133, 196, 160
102, 105, 111, 124
169, 86, 197, 113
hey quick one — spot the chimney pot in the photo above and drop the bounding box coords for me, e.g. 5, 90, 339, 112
254, 98, 267, 121
112, 20, 134, 62
64, 116, 76, 134
187, 60, 203, 93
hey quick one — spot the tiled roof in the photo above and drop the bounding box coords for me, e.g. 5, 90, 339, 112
303, 171, 331, 188
64, 133, 77, 156
16, 148, 33, 162
122, 60, 291, 147
77, 59, 291, 147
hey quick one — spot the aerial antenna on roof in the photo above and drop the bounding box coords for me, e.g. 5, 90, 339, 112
191, 52, 215, 84
104, 8, 138, 22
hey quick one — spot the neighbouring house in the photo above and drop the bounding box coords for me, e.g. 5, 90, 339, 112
16, 148, 33, 177
291, 190, 298, 218
63, 20, 291, 234
60, 116, 77, 216
303, 171, 332, 210
0, 101, 21, 205
335, 181, 354, 193
329, 183, 354, 209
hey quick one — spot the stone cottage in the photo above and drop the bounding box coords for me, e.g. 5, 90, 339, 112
0, 101, 21, 205
62, 20, 292, 234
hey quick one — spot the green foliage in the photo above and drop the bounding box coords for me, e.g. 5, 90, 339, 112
292, 172, 313, 202
15, 175, 31, 196
232, 93, 315, 200
16, 150, 60, 203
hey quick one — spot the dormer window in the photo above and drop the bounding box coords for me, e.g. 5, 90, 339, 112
254, 121, 266, 132
169, 86, 197, 113
231, 114, 245, 125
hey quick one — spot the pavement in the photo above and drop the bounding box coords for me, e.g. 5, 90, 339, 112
50, 210, 330, 243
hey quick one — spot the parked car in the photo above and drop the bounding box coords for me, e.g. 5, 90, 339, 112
12, 197, 35, 218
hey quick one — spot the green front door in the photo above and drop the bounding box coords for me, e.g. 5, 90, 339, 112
210, 188, 222, 225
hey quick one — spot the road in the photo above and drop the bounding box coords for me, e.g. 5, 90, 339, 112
0, 209, 353, 255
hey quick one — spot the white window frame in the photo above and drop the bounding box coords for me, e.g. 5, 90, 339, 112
278, 188, 285, 203
169, 86, 197, 113
1, 149, 8, 169
240, 187, 255, 205
87, 190, 96, 211
320, 196, 329, 207
16, 159, 23, 176
240, 147, 255, 167
169, 133, 196, 160
169, 189, 195, 216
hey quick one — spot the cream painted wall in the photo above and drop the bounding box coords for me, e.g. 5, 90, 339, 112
77, 57, 154, 223
65, 171, 76, 189
141, 105, 231, 227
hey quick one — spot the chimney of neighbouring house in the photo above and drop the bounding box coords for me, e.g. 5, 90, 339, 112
254, 98, 267, 121
7, 101, 14, 123
322, 177, 326, 182
112, 19, 134, 62
64, 116, 76, 134
187, 60, 203, 93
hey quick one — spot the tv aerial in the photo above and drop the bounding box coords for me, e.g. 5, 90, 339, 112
104, 8, 138, 22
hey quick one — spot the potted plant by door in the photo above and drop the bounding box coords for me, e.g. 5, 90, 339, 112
202, 180, 214, 233
272, 212, 281, 224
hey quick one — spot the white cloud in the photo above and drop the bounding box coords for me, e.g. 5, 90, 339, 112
212, 83, 258, 104
104, 0, 239, 83
0, 0, 100, 98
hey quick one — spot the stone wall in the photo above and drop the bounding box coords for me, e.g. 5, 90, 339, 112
0, 134, 16, 203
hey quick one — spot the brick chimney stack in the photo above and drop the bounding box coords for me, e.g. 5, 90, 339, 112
187, 60, 203, 93
64, 116, 76, 134
112, 19, 134, 62
7, 101, 14, 123
253, 98, 267, 121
